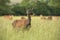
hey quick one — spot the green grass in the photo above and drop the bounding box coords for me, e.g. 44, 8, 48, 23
0, 16, 60, 40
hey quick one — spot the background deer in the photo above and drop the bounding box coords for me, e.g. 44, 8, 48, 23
4, 15, 13, 20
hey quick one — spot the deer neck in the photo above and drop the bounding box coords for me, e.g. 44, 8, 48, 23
27, 15, 31, 20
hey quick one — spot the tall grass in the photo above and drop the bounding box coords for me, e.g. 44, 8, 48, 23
0, 16, 60, 40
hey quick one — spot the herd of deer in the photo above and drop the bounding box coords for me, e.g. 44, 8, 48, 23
40, 15, 59, 20
4, 15, 59, 30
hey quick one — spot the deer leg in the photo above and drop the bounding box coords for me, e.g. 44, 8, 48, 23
25, 23, 31, 30
26, 24, 29, 28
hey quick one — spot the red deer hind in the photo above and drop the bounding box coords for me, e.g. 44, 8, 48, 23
12, 17, 30, 29
12, 8, 32, 30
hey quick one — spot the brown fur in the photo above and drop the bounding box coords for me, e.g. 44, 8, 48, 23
41, 17, 46, 19
40, 15, 52, 20
4, 15, 13, 20
40, 16, 46, 19
12, 17, 29, 29
47, 16, 52, 20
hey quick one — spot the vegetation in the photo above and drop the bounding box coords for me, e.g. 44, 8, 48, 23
0, 0, 60, 40
0, 0, 60, 16
0, 16, 60, 40
0, 0, 13, 15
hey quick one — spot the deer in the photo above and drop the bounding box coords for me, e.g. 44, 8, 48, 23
4, 15, 13, 20
12, 8, 32, 30
40, 15, 46, 19
12, 17, 30, 29
47, 16, 52, 20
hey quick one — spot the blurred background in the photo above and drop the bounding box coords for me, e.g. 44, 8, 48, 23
0, 0, 60, 16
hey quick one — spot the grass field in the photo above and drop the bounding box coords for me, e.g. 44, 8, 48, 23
0, 16, 60, 40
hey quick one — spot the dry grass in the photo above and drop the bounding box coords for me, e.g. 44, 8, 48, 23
0, 16, 60, 40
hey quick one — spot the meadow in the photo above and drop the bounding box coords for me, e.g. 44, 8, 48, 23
0, 16, 60, 40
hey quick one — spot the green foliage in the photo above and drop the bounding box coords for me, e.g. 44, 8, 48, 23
12, 4, 26, 16
48, 0, 60, 8
0, 0, 60, 16
0, 0, 13, 15
20, 0, 30, 7
0, 0, 10, 5
49, 7, 60, 16
32, 1, 51, 15
20, 0, 51, 15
